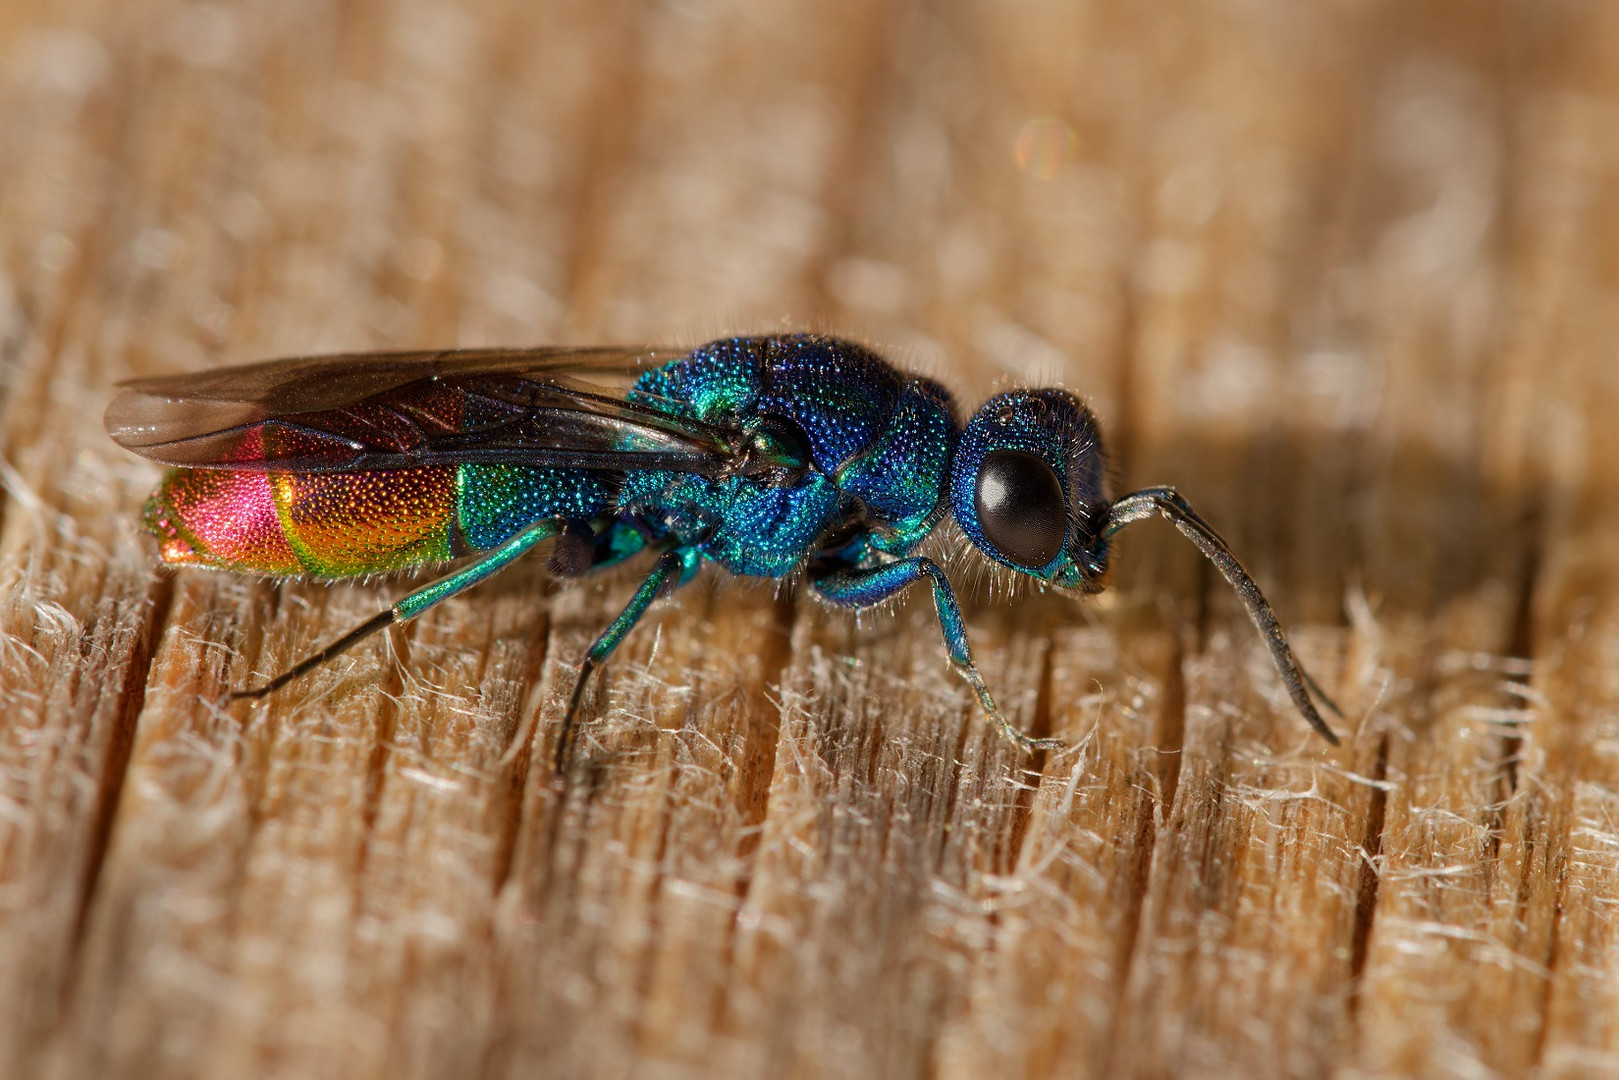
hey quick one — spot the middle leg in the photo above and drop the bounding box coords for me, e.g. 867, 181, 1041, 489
554, 547, 697, 773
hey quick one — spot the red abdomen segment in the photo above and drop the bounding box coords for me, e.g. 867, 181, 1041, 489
144, 467, 458, 577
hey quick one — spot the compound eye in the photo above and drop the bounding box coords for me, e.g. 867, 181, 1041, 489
974, 450, 1066, 569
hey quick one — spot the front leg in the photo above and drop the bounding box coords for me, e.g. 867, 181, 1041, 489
811, 558, 1063, 752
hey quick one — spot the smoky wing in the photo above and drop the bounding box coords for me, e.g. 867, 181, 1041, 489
104, 345, 740, 477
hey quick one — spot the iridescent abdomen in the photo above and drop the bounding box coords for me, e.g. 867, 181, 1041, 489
145, 463, 615, 578
145, 466, 459, 577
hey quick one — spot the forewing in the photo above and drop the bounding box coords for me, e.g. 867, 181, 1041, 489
105, 346, 740, 476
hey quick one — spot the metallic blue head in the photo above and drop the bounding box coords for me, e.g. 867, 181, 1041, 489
950, 389, 1110, 590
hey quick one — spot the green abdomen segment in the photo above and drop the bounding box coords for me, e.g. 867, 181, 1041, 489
144, 464, 615, 578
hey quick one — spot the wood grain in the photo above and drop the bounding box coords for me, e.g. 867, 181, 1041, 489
2, 1, 1617, 1077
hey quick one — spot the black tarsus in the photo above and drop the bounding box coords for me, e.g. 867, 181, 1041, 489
1102, 486, 1342, 746
230, 609, 396, 700
554, 656, 598, 777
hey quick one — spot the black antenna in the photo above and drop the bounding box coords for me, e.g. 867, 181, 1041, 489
1102, 486, 1342, 746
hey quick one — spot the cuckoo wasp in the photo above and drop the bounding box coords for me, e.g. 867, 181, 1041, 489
107, 334, 1341, 767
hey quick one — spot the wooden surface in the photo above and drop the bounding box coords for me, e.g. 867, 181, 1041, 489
2, 1, 1618, 1077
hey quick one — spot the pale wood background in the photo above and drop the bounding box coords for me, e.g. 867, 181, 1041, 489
2, 1, 1618, 1077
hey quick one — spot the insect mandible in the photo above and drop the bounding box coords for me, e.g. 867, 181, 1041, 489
106, 334, 1341, 767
